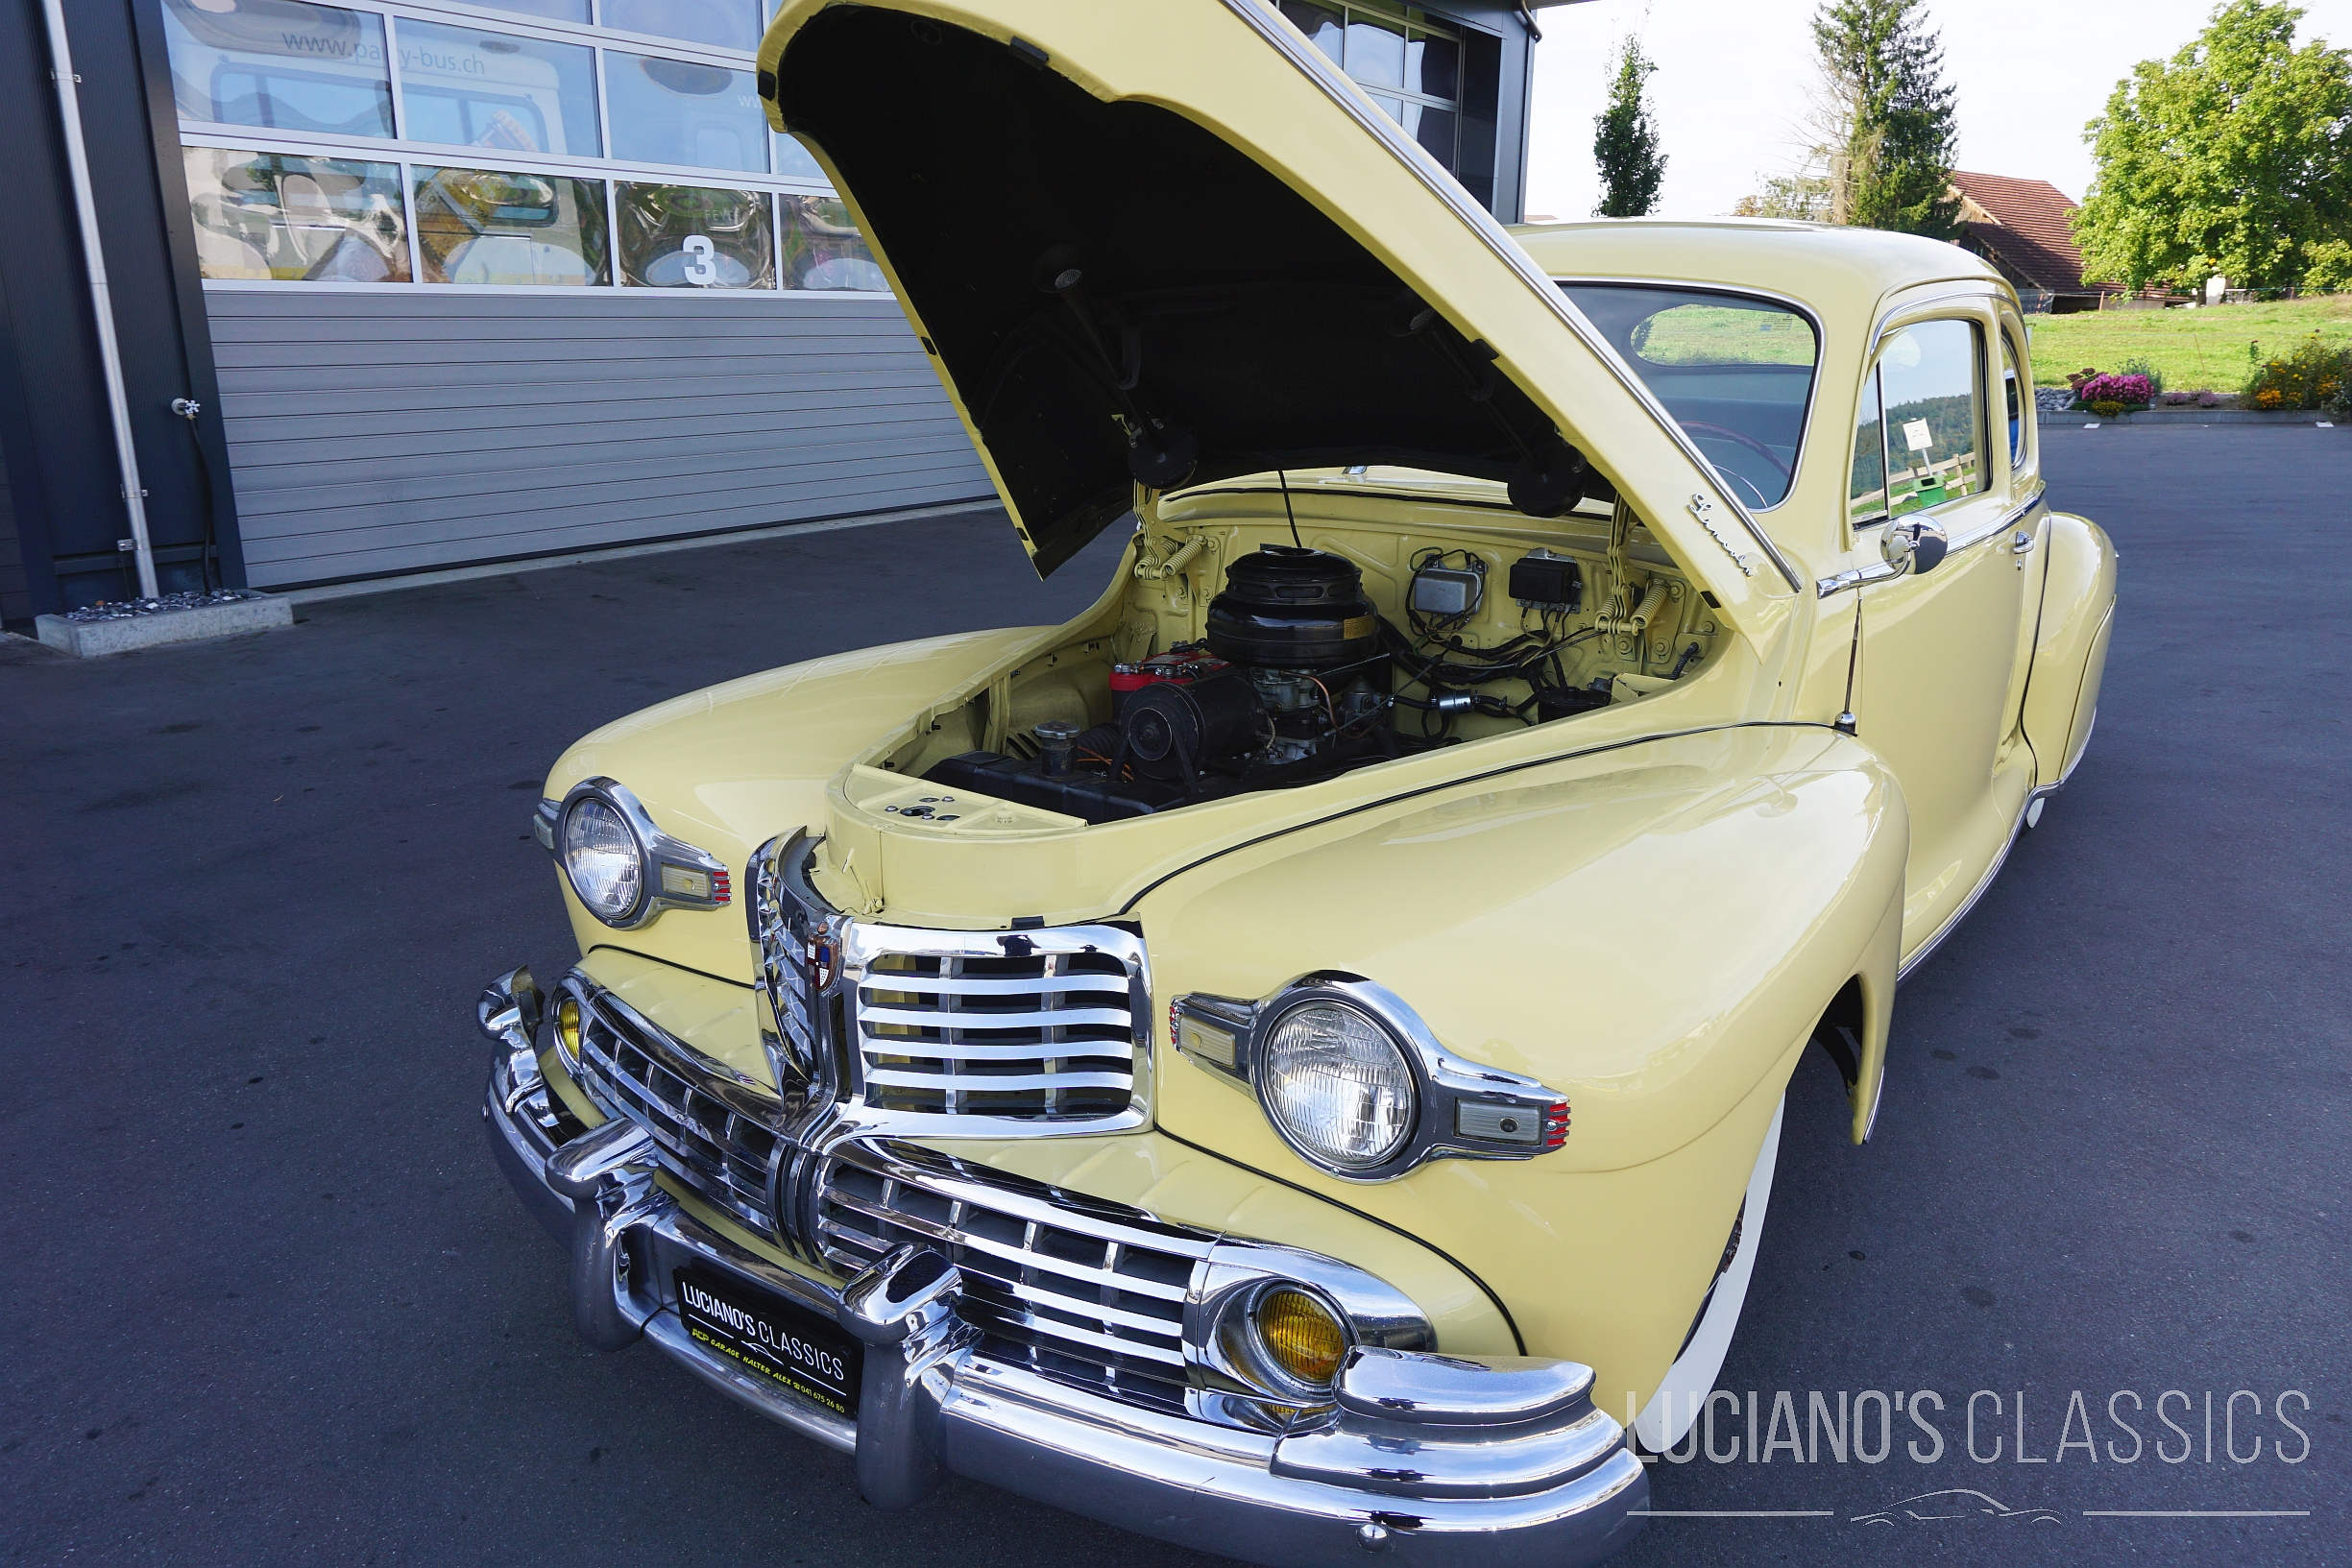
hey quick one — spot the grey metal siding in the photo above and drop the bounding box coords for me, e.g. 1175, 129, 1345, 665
203, 289, 993, 588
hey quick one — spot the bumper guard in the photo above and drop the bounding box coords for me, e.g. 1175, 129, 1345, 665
479, 968, 1645, 1567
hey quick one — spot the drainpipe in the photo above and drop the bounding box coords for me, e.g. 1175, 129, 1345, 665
41, 0, 159, 600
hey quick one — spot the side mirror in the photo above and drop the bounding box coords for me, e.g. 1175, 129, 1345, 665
1879, 520, 1950, 577
1909, 520, 1950, 574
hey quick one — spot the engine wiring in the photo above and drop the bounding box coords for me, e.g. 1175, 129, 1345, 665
1384, 549, 1615, 736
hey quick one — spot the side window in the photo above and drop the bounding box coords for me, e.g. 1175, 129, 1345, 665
1849, 366, 1887, 528
1879, 320, 1983, 517
2000, 331, 2026, 470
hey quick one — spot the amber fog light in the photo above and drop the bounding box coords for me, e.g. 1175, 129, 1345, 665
1252, 1286, 1347, 1391
553, 996, 582, 1067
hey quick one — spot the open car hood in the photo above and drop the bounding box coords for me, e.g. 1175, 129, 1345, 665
756, 0, 1620, 576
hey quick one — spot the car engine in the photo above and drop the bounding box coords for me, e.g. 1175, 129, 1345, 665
928, 546, 1416, 821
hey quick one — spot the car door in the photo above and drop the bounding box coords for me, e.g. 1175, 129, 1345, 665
1842, 299, 2038, 960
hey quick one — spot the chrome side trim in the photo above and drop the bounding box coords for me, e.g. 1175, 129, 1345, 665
1864, 287, 2001, 364
1818, 486, 2045, 595
1218, 0, 1805, 594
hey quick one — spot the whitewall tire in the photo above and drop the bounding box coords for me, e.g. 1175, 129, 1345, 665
1635, 1096, 1782, 1452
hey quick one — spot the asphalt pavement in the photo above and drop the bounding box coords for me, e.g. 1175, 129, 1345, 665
3, 427, 2345, 1566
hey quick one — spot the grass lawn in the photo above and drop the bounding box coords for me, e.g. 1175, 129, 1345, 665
2023, 294, 2352, 393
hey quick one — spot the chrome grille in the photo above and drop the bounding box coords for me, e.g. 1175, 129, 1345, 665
813, 1146, 1209, 1411
856, 948, 1137, 1120
573, 993, 781, 1236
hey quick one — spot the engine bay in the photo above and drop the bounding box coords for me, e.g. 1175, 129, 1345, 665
878, 490, 1724, 827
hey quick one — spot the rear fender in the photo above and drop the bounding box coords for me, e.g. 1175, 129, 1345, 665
2023, 511, 2118, 787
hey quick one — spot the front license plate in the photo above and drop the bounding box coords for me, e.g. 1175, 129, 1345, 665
675, 1266, 862, 1418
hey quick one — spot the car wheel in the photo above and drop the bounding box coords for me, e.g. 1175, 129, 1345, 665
1635, 1095, 1783, 1453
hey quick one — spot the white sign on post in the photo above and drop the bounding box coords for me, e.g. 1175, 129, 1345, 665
1903, 419, 1934, 452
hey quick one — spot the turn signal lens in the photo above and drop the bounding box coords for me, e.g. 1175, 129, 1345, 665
553, 996, 582, 1064
1253, 1287, 1347, 1390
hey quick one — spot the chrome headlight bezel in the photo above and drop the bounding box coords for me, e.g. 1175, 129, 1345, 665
544, 777, 731, 930
1256, 996, 1418, 1172
1173, 973, 1569, 1183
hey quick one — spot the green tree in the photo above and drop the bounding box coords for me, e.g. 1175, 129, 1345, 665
1733, 174, 1834, 221
1810, 0, 1961, 237
1592, 35, 1666, 218
2074, 1, 2352, 292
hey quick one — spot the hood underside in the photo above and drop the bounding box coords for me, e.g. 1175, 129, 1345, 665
769, 8, 1582, 575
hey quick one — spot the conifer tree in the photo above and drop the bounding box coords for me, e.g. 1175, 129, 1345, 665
1592, 36, 1666, 218
1810, 0, 1960, 236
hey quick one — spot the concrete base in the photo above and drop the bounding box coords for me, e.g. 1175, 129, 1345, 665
2043, 408, 2343, 427
36, 593, 294, 658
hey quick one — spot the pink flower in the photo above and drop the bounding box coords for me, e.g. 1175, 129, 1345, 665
2077, 373, 2153, 406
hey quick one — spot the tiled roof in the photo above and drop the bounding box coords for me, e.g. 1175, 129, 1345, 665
1949, 171, 2111, 297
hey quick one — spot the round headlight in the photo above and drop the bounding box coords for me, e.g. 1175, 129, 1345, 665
1259, 1001, 1416, 1170
562, 797, 643, 923
1251, 1286, 1348, 1391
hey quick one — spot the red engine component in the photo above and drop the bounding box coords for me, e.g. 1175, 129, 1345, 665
1109, 645, 1229, 709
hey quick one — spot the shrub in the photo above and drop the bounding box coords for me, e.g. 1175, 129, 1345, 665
2117, 355, 2165, 397
2162, 390, 2195, 405
2243, 333, 2352, 410
2089, 399, 2128, 418
2198, 391, 2221, 408
2075, 373, 2154, 409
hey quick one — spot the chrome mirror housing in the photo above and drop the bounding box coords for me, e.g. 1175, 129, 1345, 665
1879, 519, 1950, 577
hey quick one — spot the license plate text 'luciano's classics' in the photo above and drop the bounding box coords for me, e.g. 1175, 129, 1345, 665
675, 1267, 862, 1418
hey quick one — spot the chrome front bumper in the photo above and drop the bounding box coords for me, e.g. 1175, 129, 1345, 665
480, 977, 1646, 1568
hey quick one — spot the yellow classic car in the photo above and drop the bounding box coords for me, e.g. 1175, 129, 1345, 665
474, 4, 2116, 1564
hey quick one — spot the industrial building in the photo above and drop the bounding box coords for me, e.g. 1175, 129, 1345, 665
1, 0, 1557, 621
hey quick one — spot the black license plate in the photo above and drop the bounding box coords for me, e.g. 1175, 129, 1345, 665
675, 1266, 862, 1418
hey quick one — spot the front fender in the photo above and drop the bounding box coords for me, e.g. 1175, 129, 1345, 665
2023, 510, 2118, 787
1134, 722, 1906, 1407
542, 627, 1049, 982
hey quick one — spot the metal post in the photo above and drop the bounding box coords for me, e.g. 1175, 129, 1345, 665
40, 0, 159, 600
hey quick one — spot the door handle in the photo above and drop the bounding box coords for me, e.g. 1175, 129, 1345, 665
2010, 530, 2035, 554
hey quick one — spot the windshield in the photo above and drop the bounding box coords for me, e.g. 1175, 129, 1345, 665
1557, 283, 1819, 508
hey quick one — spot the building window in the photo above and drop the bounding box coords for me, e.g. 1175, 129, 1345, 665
415, 165, 609, 285
779, 196, 883, 291
601, 0, 764, 53
163, 0, 395, 141
617, 182, 775, 288
603, 53, 768, 175
395, 20, 600, 158
163, 0, 884, 295
183, 146, 411, 281
1275, 1, 1501, 210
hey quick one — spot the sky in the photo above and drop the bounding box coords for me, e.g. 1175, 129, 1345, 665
1522, 0, 2352, 222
